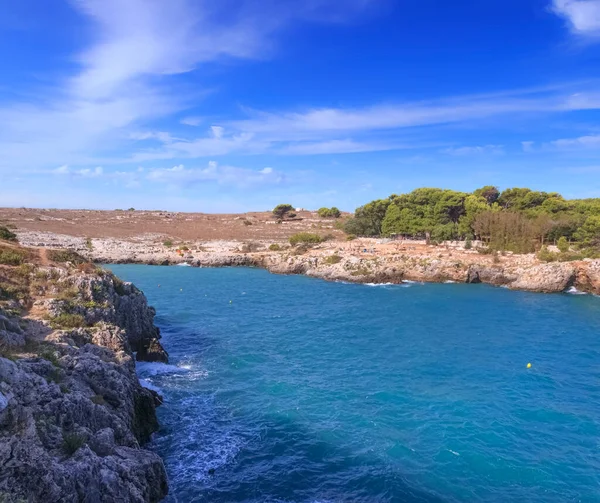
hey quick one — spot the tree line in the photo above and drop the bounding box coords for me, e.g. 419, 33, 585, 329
343, 186, 600, 253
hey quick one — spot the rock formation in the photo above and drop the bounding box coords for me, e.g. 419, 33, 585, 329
0, 257, 169, 502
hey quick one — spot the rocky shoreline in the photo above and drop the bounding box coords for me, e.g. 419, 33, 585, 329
16, 231, 600, 295
0, 246, 169, 502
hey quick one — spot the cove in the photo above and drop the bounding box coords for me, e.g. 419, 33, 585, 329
108, 265, 600, 503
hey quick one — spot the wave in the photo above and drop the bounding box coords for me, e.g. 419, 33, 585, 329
565, 286, 587, 295
176, 262, 192, 267
139, 378, 162, 393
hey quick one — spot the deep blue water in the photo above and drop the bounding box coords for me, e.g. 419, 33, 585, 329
108, 265, 600, 503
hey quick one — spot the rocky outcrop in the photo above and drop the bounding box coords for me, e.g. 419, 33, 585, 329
0, 266, 169, 502
43, 271, 168, 363
509, 262, 576, 293
13, 230, 600, 295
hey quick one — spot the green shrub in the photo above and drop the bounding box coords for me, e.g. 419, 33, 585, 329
85, 238, 93, 250
50, 313, 86, 329
38, 348, 61, 367
464, 236, 472, 250
317, 207, 341, 218
324, 254, 342, 265
269, 244, 282, 251
47, 249, 86, 264
346, 234, 357, 241
62, 432, 86, 456
0, 249, 25, 266
243, 219, 253, 226
557, 236, 569, 253
112, 276, 127, 296
0, 226, 17, 242
289, 233, 324, 246
537, 246, 558, 262
163, 240, 173, 248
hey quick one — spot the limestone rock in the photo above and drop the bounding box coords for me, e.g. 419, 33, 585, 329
509, 262, 576, 293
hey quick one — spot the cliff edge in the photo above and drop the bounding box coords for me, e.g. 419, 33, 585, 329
0, 244, 169, 502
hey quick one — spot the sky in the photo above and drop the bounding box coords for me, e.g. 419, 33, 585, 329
1, 0, 600, 212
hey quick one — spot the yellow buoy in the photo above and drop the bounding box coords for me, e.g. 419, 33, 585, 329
527, 363, 532, 369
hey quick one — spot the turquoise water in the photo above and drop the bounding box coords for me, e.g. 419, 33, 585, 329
108, 265, 600, 503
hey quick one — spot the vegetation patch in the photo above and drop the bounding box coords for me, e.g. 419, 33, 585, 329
272, 204, 296, 221
163, 240, 173, 247
50, 313, 86, 329
0, 249, 26, 266
47, 249, 86, 264
289, 233, 324, 246
324, 254, 342, 265
62, 432, 86, 456
269, 243, 282, 251
317, 207, 341, 218
0, 226, 17, 242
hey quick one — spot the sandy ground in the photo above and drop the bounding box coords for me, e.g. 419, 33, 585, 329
0, 208, 346, 241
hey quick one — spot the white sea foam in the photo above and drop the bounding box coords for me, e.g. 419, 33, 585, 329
447, 449, 460, 456
565, 286, 587, 295
139, 378, 162, 393
444, 280, 456, 284
176, 262, 192, 267
136, 361, 185, 376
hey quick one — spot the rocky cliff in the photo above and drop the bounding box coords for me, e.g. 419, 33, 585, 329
15, 230, 600, 295
0, 248, 169, 502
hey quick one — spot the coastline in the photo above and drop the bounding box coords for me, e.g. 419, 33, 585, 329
0, 244, 169, 502
16, 231, 600, 295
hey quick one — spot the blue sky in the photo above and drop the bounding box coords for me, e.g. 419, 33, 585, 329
1, 0, 600, 212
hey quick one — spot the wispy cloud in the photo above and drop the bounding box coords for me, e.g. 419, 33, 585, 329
551, 0, 600, 37
53, 165, 104, 177
550, 133, 600, 148
442, 144, 504, 156
0, 0, 375, 172
146, 161, 285, 187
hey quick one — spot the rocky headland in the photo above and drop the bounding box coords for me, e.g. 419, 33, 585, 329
15, 231, 600, 295
0, 243, 169, 502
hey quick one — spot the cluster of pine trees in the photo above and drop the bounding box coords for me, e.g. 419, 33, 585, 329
344, 187, 600, 254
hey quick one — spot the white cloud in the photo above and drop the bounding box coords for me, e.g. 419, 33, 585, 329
180, 116, 203, 126
53, 165, 104, 177
230, 88, 600, 137
550, 133, 600, 148
146, 161, 284, 187
211, 126, 225, 139
521, 141, 535, 152
130, 131, 175, 143
551, 0, 600, 37
442, 144, 504, 156
0, 0, 374, 172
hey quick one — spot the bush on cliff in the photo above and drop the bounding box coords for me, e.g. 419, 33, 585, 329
289, 233, 324, 246
0, 249, 26, 266
50, 313, 86, 329
47, 249, 86, 265
0, 226, 17, 242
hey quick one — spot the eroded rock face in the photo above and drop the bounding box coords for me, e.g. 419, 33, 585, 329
0, 270, 169, 502
509, 263, 576, 293
43, 272, 168, 363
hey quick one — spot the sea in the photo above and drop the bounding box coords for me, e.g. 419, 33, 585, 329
107, 265, 600, 503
